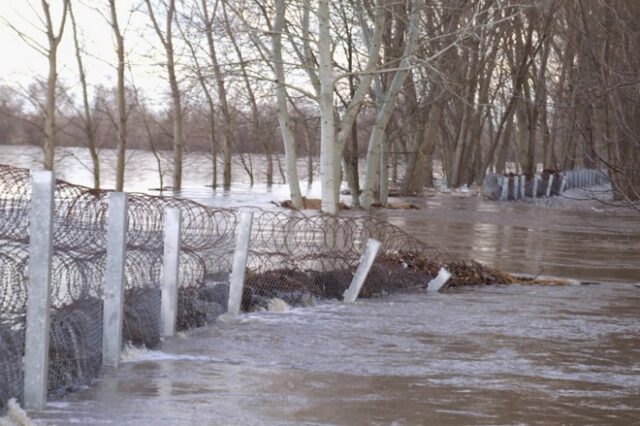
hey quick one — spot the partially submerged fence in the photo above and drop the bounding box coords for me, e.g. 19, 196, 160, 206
0, 164, 511, 413
482, 168, 608, 201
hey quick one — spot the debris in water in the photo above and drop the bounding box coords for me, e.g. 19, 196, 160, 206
267, 298, 291, 312
273, 197, 351, 211
0, 398, 31, 426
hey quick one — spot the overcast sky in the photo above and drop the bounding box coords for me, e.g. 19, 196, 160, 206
0, 1, 166, 101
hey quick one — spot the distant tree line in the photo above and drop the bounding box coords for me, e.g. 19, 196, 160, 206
0, 0, 638, 211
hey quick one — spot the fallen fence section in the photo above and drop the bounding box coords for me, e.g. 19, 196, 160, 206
0, 164, 513, 413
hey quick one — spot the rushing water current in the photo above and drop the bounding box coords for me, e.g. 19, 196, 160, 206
1, 146, 639, 424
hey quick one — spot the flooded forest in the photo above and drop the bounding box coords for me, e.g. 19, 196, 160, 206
0, 1, 639, 425
0, 0, 638, 212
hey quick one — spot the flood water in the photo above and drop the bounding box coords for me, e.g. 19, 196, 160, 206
1, 146, 639, 424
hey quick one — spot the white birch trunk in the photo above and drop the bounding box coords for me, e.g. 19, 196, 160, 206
318, 0, 338, 214
361, 3, 421, 209
273, 0, 303, 208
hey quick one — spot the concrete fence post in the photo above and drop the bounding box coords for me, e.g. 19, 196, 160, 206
24, 171, 55, 411
102, 192, 128, 368
500, 176, 509, 201
427, 268, 452, 292
519, 176, 526, 199
532, 175, 539, 199
227, 209, 253, 315
511, 177, 519, 200
343, 239, 382, 303
559, 175, 567, 193
546, 175, 555, 197
161, 207, 182, 337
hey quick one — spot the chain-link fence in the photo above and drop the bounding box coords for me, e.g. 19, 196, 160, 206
0, 164, 512, 412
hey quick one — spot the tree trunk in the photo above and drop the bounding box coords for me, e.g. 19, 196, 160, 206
70, 2, 100, 189
272, 0, 302, 208
361, 2, 420, 209
318, 0, 338, 214
109, 0, 127, 191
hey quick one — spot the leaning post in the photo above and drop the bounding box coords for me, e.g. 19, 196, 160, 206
546, 175, 555, 197
161, 207, 182, 337
102, 192, 128, 368
343, 239, 382, 303
24, 171, 55, 411
227, 209, 254, 315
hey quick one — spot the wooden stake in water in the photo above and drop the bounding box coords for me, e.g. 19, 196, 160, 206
24, 171, 55, 411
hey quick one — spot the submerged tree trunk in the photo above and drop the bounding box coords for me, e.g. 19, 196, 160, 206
70, 2, 99, 189
361, 3, 420, 208
145, 0, 184, 190
272, 0, 302, 208
318, 0, 338, 214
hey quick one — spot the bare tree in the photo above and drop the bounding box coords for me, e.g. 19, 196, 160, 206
107, 0, 129, 191
6, 0, 70, 170
69, 1, 100, 189
145, 0, 185, 190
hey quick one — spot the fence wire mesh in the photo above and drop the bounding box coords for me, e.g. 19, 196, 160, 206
0, 164, 512, 411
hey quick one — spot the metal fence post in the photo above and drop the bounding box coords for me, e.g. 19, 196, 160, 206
24, 171, 55, 411
343, 239, 382, 303
102, 192, 128, 368
161, 207, 182, 337
227, 209, 253, 315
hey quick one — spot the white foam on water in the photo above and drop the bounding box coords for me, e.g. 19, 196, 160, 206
120, 344, 214, 363
0, 399, 31, 426
267, 298, 291, 312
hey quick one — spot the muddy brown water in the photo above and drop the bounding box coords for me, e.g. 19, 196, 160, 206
1, 146, 639, 425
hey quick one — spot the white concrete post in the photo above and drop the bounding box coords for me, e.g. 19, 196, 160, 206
161, 207, 182, 337
559, 175, 567, 193
519, 176, 526, 198
546, 175, 554, 197
102, 192, 128, 368
532, 175, 539, 199
427, 268, 452, 292
511, 177, 519, 200
343, 239, 382, 303
24, 171, 55, 411
500, 176, 509, 201
227, 209, 253, 315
